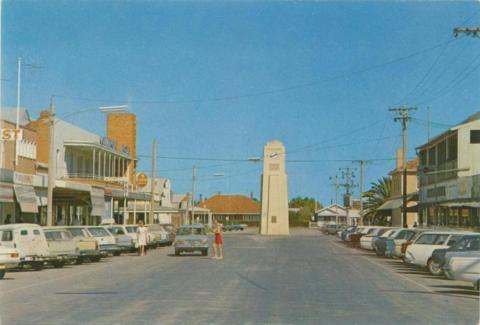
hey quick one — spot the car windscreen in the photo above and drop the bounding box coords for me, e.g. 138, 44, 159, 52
415, 234, 437, 245
126, 226, 137, 233
68, 228, 86, 237
177, 228, 191, 235
454, 236, 480, 250
87, 228, 110, 237
45, 231, 63, 241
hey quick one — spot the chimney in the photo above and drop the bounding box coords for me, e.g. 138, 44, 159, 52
250, 191, 254, 199
217, 191, 221, 195
199, 194, 203, 202
396, 148, 403, 169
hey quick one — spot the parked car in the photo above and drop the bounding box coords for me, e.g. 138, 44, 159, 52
43, 227, 80, 268
147, 224, 170, 247
65, 227, 101, 262
223, 224, 245, 231
360, 227, 394, 251
322, 224, 346, 235
0, 223, 54, 270
383, 229, 420, 257
443, 250, 480, 290
0, 246, 20, 279
105, 226, 135, 253
404, 231, 476, 269
430, 234, 480, 276
174, 224, 209, 256
84, 226, 121, 256
160, 223, 176, 245
339, 226, 357, 241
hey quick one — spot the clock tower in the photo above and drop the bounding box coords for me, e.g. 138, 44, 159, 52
260, 140, 290, 235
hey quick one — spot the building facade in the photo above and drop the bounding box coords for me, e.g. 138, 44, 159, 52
416, 112, 480, 229
377, 149, 419, 227
198, 194, 260, 225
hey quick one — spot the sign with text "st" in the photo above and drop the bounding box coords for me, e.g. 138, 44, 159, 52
1, 129, 23, 141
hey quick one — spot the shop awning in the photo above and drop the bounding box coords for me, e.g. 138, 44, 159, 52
377, 198, 403, 211
14, 184, 38, 213
90, 187, 105, 217
0, 182, 14, 203
441, 202, 480, 208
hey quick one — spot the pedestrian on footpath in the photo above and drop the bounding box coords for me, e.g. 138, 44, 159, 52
137, 220, 148, 256
212, 219, 224, 260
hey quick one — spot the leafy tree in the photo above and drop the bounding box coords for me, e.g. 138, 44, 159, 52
362, 176, 392, 225
289, 197, 322, 227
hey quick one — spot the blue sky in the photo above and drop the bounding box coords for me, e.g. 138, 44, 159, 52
1, 1, 479, 205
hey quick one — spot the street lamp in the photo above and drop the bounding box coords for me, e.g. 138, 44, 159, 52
46, 102, 129, 226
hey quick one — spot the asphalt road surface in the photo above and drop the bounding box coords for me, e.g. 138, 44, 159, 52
0, 228, 478, 325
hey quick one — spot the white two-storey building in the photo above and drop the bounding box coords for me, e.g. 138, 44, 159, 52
416, 112, 480, 229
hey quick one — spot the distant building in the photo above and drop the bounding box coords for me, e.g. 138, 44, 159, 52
314, 204, 360, 226
198, 194, 261, 225
376, 149, 419, 227
416, 112, 480, 229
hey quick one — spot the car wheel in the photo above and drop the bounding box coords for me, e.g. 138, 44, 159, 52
175, 249, 180, 256
202, 249, 208, 256
375, 248, 383, 257
91, 256, 101, 262
0, 269, 5, 279
113, 251, 121, 257
32, 261, 44, 271
53, 261, 65, 268
427, 259, 442, 276
75, 257, 83, 265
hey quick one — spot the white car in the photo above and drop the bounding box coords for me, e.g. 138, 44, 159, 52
84, 226, 121, 256
0, 224, 54, 270
360, 227, 394, 250
0, 247, 20, 279
404, 231, 475, 268
443, 251, 480, 290
43, 227, 80, 268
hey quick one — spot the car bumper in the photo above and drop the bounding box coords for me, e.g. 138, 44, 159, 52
99, 245, 120, 255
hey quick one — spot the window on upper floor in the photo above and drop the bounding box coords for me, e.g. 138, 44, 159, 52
437, 140, 447, 164
447, 134, 457, 161
471, 130, 480, 144
428, 147, 436, 166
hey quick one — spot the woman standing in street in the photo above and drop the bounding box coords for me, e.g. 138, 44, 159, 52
212, 220, 224, 260
136, 220, 148, 256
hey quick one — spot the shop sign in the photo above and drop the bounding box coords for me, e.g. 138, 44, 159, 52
0, 129, 22, 141
136, 173, 148, 188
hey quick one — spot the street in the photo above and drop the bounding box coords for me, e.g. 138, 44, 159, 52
0, 228, 478, 325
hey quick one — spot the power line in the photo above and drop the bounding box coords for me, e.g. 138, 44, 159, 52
52, 38, 461, 106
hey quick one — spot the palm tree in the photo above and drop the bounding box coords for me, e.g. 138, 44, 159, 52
362, 176, 392, 225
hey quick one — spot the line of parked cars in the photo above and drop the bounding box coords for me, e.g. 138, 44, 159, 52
320, 223, 480, 291
0, 222, 176, 279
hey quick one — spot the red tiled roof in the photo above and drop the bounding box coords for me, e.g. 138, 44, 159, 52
198, 195, 260, 215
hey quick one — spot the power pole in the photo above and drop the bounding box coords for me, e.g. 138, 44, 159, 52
46, 96, 56, 226
191, 166, 196, 225
14, 57, 21, 167
339, 167, 357, 225
329, 174, 340, 224
389, 106, 417, 228
149, 139, 157, 224
352, 160, 372, 225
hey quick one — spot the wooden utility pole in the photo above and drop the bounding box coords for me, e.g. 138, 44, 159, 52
339, 167, 357, 225
149, 139, 157, 224
389, 106, 416, 228
47, 96, 56, 226
191, 166, 196, 224
352, 160, 372, 225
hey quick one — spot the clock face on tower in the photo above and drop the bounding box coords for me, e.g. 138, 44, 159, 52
270, 152, 279, 159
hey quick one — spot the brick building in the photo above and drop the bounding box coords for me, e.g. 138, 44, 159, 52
197, 194, 261, 225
